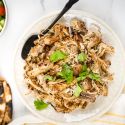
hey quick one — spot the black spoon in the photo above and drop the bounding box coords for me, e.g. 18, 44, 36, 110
21, 0, 79, 59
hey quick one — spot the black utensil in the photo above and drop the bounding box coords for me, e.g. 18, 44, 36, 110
21, 0, 79, 59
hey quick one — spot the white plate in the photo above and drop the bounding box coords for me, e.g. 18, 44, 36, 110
13, 10, 125, 123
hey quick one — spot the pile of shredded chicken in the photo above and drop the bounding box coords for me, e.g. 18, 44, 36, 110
24, 18, 114, 113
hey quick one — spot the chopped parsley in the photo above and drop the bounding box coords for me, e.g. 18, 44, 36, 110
77, 75, 87, 82
77, 64, 101, 82
50, 50, 67, 63
77, 64, 88, 82
82, 64, 88, 72
77, 52, 87, 62
34, 100, 48, 110
74, 84, 83, 97
57, 64, 73, 83
44, 75, 53, 81
88, 72, 101, 81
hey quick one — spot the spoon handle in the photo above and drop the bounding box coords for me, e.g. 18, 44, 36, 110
42, 0, 79, 34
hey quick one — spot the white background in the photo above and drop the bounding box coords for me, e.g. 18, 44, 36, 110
0, 0, 125, 120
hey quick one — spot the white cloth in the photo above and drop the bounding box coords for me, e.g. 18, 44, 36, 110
0, 0, 125, 124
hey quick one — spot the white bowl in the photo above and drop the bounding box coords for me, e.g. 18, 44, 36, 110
13, 10, 125, 123
0, 0, 8, 35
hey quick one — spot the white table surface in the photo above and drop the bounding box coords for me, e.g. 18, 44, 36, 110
0, 0, 125, 121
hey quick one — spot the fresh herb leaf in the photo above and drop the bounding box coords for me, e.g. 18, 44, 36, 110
34, 100, 48, 110
50, 50, 67, 63
77, 76, 87, 82
74, 84, 82, 97
79, 71, 89, 77
58, 64, 73, 83
44, 75, 53, 81
57, 72, 64, 77
77, 52, 87, 62
77, 65, 88, 82
88, 72, 100, 81
82, 65, 87, 72
76, 63, 101, 82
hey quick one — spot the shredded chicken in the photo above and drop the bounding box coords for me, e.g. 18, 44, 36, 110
24, 18, 114, 113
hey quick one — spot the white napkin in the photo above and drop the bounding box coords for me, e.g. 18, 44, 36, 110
88, 94, 125, 125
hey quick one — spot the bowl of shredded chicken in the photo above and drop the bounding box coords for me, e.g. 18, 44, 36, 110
14, 10, 125, 122
24, 18, 114, 113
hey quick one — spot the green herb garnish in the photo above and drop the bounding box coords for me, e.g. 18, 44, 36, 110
34, 100, 48, 110
88, 72, 100, 81
50, 50, 67, 63
74, 84, 82, 97
44, 75, 53, 81
77, 76, 87, 82
77, 52, 87, 62
79, 71, 89, 77
76, 63, 101, 82
77, 65, 88, 82
82, 65, 88, 72
57, 64, 73, 83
